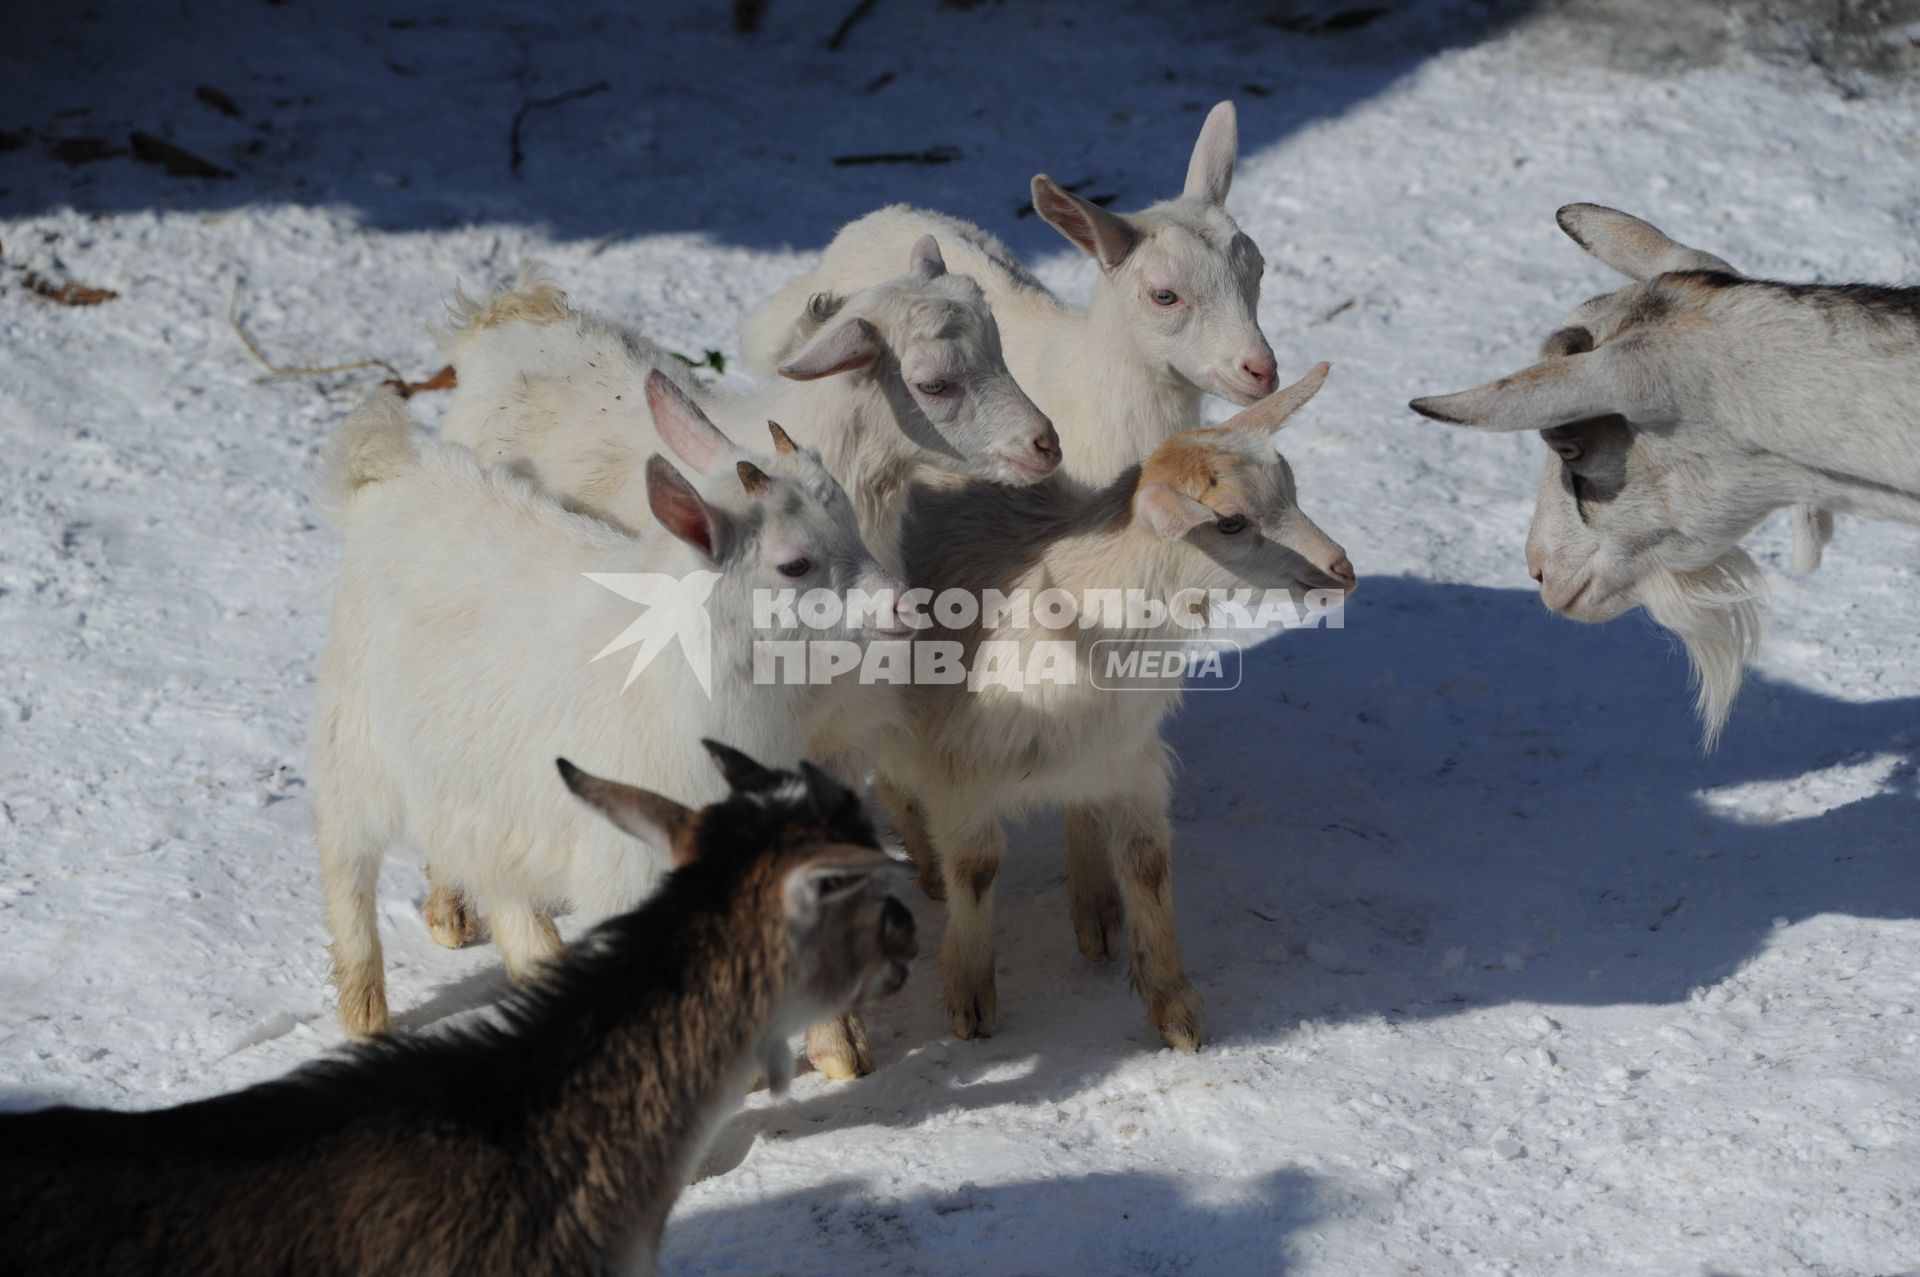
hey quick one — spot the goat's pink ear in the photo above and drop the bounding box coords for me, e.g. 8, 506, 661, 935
645, 455, 726, 560
645, 371, 735, 474
1220, 362, 1330, 437
1184, 101, 1237, 204
777, 316, 884, 381
1134, 482, 1216, 539
1032, 175, 1137, 271
909, 234, 947, 280
556, 758, 696, 862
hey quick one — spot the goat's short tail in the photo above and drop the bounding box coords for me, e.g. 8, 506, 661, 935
320, 392, 418, 517
439, 264, 570, 357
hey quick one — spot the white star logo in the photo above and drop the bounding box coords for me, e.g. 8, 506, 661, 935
585, 571, 722, 697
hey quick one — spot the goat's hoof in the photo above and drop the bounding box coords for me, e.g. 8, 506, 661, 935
945, 986, 997, 1040
337, 978, 390, 1042
422, 888, 479, 949
805, 1016, 873, 1081
1072, 900, 1124, 962
1151, 990, 1205, 1053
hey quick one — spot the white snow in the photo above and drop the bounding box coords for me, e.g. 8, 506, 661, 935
3, 2, 1918, 1274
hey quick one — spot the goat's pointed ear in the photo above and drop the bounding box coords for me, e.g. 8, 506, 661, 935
1135, 482, 1217, 539
1220, 361, 1330, 437
1184, 101, 1237, 204
782, 845, 910, 927
799, 760, 864, 825
1032, 175, 1137, 272
702, 739, 782, 793
1556, 204, 1738, 281
645, 455, 727, 561
1409, 348, 1646, 432
909, 234, 947, 280
645, 371, 736, 474
557, 758, 696, 862
777, 316, 884, 381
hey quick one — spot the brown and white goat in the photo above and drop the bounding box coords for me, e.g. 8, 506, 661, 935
0, 743, 914, 1277
877, 365, 1352, 1051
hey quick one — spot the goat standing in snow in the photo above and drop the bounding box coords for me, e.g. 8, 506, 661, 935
1411, 204, 1920, 744
441, 242, 1059, 572
0, 744, 915, 1277
740, 101, 1278, 488
314, 381, 906, 1080
880, 364, 1354, 1050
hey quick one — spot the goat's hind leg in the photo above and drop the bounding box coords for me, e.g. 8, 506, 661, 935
489, 899, 564, 986
319, 809, 389, 1040
876, 774, 944, 902
421, 867, 480, 949
1102, 776, 1203, 1052
1066, 804, 1124, 962
929, 800, 1005, 1039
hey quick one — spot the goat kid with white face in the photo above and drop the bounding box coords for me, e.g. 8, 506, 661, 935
880, 364, 1353, 1051
740, 101, 1277, 488
315, 380, 905, 1079
442, 242, 1059, 572
1411, 203, 1920, 745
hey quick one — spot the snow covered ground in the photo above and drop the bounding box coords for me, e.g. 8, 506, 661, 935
4, 1, 1918, 1273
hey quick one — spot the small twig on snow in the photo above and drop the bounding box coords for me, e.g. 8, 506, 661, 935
831, 144, 959, 167
826, 0, 882, 50
229, 279, 401, 384
509, 80, 611, 178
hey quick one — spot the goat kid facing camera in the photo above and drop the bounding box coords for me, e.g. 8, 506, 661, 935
0, 743, 915, 1277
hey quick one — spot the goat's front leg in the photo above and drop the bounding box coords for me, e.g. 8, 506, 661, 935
1102, 783, 1203, 1052
804, 1014, 873, 1081
1065, 804, 1124, 961
876, 774, 944, 902
421, 868, 479, 949
489, 900, 564, 986
928, 800, 1004, 1039
319, 810, 388, 1040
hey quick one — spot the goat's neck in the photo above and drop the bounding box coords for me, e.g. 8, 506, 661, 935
1011, 474, 1200, 646
531, 908, 779, 1258
1040, 289, 1200, 487
764, 376, 918, 572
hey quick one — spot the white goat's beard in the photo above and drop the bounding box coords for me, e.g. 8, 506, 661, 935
1638, 549, 1766, 751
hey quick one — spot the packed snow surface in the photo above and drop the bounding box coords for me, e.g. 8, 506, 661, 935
3, 2, 1917, 1274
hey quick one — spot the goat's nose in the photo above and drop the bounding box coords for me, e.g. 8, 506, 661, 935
1031, 421, 1061, 464
1242, 356, 1276, 393
1529, 565, 1545, 584
1328, 556, 1356, 589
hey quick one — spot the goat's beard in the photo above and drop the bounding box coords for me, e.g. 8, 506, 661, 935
1638, 549, 1766, 751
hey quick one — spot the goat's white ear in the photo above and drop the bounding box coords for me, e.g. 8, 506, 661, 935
1556, 204, 1738, 282
1184, 101, 1237, 204
645, 455, 727, 561
1409, 347, 1649, 432
782, 846, 908, 928
1790, 504, 1834, 573
645, 371, 735, 474
778, 316, 884, 381
909, 234, 947, 280
1135, 482, 1217, 539
1220, 361, 1330, 437
556, 758, 697, 863
1032, 175, 1137, 272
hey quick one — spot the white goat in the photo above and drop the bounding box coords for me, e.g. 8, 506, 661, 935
877, 365, 1354, 1050
313, 378, 906, 1080
441, 242, 1058, 573
739, 102, 1277, 490
1411, 203, 1920, 745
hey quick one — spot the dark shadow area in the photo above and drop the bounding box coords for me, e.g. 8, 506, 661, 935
659, 1167, 1326, 1275
2, 0, 1547, 250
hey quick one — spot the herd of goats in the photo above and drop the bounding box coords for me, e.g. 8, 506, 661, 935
3, 100, 1916, 1275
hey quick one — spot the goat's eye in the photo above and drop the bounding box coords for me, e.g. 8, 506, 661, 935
1149, 289, 1179, 307
916, 379, 952, 396
1215, 514, 1248, 535
777, 557, 813, 578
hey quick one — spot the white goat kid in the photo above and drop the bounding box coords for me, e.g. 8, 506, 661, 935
741, 101, 1277, 488
314, 380, 905, 1079
1410, 203, 1920, 744
880, 365, 1354, 1051
442, 242, 1059, 571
